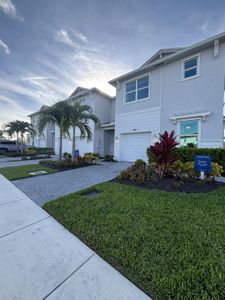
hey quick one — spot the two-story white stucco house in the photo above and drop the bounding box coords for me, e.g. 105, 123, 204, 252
29, 87, 115, 157
109, 32, 225, 162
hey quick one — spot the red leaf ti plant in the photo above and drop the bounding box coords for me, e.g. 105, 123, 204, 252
149, 131, 179, 179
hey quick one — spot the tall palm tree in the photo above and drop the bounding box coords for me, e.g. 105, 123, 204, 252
19, 121, 35, 153
68, 100, 100, 155
0, 129, 6, 141
5, 121, 35, 153
37, 101, 71, 161
4, 121, 21, 152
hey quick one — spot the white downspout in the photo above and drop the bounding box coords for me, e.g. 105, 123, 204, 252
159, 65, 163, 134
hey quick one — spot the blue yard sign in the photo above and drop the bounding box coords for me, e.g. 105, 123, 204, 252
194, 155, 212, 173
74, 150, 80, 158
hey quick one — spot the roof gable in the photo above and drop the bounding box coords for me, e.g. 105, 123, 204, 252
141, 48, 184, 67
69, 87, 90, 98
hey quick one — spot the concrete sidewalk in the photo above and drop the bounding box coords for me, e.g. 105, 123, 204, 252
0, 174, 150, 300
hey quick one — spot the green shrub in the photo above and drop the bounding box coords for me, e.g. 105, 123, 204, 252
147, 147, 225, 171
168, 160, 223, 178
118, 159, 147, 184
177, 147, 225, 170
63, 152, 72, 162
147, 163, 158, 183
83, 152, 99, 162
28, 147, 54, 155
83, 154, 93, 162
104, 154, 114, 162
24, 149, 38, 156
211, 162, 223, 177
39, 156, 87, 169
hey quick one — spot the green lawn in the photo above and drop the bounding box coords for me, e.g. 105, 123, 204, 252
0, 164, 58, 180
43, 182, 225, 299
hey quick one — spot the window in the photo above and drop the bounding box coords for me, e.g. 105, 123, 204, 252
183, 56, 199, 79
126, 76, 149, 103
179, 119, 199, 147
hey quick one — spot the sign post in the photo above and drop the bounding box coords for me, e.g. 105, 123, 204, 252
194, 155, 212, 180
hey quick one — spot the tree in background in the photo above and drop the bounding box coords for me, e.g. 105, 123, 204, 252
0, 130, 6, 141
4, 120, 35, 153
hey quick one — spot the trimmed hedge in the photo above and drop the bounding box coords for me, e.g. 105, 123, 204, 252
147, 147, 225, 170
28, 147, 54, 155
177, 148, 225, 169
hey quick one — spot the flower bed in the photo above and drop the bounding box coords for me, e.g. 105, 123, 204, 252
116, 159, 224, 193
114, 177, 223, 193
39, 153, 95, 170
117, 131, 224, 193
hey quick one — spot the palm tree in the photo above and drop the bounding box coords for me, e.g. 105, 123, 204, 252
37, 101, 71, 161
5, 120, 35, 153
68, 100, 100, 155
19, 121, 35, 153
5, 121, 21, 152
0, 129, 5, 141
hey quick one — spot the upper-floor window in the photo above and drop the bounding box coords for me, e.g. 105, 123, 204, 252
179, 119, 199, 147
183, 55, 199, 79
126, 76, 149, 103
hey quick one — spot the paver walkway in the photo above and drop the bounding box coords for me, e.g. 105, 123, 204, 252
13, 162, 131, 206
0, 174, 150, 300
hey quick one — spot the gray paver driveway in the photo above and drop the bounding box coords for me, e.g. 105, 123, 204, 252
13, 162, 130, 206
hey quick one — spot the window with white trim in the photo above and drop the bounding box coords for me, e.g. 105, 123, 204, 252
179, 119, 199, 147
183, 56, 199, 79
126, 76, 149, 103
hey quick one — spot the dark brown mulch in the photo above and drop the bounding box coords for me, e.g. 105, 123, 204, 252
112, 177, 225, 193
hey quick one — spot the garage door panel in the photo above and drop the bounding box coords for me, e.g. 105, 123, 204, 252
120, 132, 151, 162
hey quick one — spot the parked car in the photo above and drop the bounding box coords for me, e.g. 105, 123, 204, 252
0, 141, 27, 153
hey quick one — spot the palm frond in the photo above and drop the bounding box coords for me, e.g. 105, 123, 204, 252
77, 123, 93, 140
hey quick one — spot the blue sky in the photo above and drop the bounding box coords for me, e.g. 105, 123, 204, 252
0, 0, 225, 126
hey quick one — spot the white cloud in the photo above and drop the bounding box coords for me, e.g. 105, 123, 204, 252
0, 39, 10, 54
35, 44, 131, 96
55, 29, 76, 46
19, 76, 56, 82
55, 28, 89, 48
199, 19, 209, 33
0, 0, 23, 20
73, 30, 88, 43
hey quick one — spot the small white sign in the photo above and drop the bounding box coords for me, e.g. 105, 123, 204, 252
29, 171, 48, 176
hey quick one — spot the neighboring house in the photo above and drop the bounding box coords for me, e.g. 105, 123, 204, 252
29, 87, 115, 157
29, 105, 55, 149
109, 31, 225, 162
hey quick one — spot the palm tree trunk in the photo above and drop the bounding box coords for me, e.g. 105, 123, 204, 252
16, 132, 19, 153
59, 127, 63, 161
21, 134, 24, 154
72, 126, 76, 156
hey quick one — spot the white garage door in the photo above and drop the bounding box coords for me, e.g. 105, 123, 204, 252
120, 132, 151, 162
